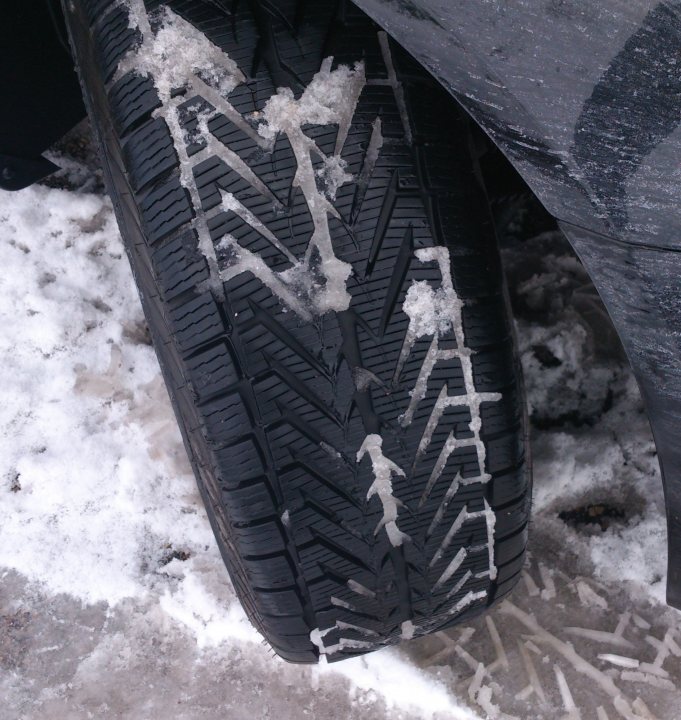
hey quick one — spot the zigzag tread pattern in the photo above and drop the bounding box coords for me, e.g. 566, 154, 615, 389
69, 0, 529, 663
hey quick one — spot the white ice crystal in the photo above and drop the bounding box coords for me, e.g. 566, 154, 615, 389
119, 2, 244, 102
402, 277, 457, 338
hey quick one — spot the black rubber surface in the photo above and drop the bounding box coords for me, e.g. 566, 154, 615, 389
63, 0, 530, 662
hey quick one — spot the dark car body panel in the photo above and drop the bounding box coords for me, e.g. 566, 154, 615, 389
0, 0, 84, 190
3, 0, 680, 605
354, 1, 681, 245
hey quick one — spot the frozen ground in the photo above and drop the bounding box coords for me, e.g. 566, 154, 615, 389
1, 126, 680, 720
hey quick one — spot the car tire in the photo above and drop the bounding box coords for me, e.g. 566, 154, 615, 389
63, 0, 530, 662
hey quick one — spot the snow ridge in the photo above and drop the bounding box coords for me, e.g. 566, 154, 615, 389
357, 434, 410, 547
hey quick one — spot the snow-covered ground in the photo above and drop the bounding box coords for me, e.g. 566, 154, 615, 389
1, 127, 679, 720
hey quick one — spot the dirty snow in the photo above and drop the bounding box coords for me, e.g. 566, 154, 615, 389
1, 131, 680, 719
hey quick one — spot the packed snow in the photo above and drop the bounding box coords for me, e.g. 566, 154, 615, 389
223, 55, 363, 315
118, 1, 245, 102
120, 1, 362, 318
1, 128, 680, 719
357, 433, 410, 547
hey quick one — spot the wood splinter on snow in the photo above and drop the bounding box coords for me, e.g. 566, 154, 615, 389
597, 653, 639, 669
553, 664, 580, 720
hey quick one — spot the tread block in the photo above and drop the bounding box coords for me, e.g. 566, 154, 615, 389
494, 494, 532, 538
202, 391, 252, 447
232, 520, 287, 555
254, 587, 304, 616
185, 341, 239, 401
109, 73, 161, 136
215, 436, 266, 489
83, 0, 116, 25
151, 229, 210, 302
139, 174, 194, 244
123, 117, 177, 191
242, 555, 296, 589
222, 479, 278, 525
496, 526, 529, 566
487, 467, 529, 508
93, 5, 138, 83
168, 291, 223, 354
